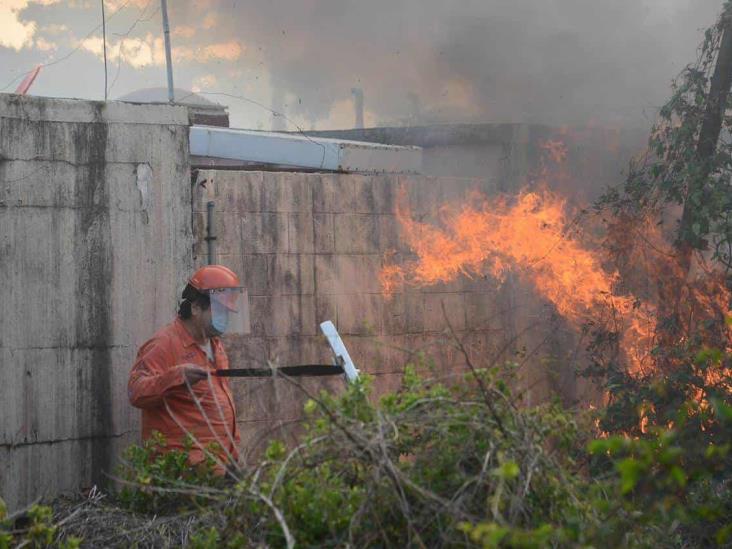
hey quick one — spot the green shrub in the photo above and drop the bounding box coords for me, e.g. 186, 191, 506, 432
109, 341, 732, 547
0, 500, 81, 549
116, 431, 225, 514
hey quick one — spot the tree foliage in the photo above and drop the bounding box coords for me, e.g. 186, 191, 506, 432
599, 3, 732, 268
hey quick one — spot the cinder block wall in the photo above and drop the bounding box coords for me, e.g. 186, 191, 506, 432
192, 170, 580, 463
0, 94, 193, 510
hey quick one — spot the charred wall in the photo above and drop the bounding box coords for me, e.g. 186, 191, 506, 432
0, 94, 193, 511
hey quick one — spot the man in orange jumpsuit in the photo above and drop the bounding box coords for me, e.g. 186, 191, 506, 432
128, 265, 250, 472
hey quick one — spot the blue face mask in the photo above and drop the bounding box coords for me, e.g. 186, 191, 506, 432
210, 299, 229, 335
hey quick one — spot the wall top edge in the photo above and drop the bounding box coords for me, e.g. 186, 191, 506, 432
0, 94, 190, 126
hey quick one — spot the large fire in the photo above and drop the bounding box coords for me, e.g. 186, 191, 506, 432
380, 186, 656, 374
380, 136, 730, 377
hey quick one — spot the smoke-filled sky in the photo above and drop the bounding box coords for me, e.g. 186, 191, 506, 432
0, 0, 723, 130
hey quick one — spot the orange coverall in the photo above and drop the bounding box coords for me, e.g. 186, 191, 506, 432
128, 318, 240, 468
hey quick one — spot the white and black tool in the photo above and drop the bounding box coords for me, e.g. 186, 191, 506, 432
214, 320, 359, 384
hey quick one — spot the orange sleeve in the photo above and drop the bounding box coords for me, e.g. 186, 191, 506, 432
128, 338, 187, 409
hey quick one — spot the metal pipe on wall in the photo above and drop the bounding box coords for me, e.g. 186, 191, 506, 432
206, 201, 216, 265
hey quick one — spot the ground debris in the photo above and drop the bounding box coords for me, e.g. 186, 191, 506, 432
51, 490, 222, 548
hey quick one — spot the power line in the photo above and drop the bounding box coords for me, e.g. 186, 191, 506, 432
184, 90, 328, 164
0, 0, 134, 94
108, 0, 158, 96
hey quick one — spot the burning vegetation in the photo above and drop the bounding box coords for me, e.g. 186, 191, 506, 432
380, 134, 731, 380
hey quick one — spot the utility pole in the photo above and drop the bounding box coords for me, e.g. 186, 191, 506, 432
160, 0, 175, 104
101, 0, 108, 100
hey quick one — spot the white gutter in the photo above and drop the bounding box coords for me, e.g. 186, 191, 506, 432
189, 125, 422, 174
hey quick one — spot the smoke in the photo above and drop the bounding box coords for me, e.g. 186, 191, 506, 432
11, 0, 720, 127
165, 0, 722, 128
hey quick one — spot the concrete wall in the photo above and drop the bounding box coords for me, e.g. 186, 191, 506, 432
0, 94, 193, 510
192, 169, 584, 464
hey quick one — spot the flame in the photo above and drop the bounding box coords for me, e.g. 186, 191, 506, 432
540, 139, 568, 165
381, 134, 731, 378
380, 187, 656, 374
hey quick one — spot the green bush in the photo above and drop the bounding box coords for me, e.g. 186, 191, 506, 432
116, 431, 225, 514
107, 340, 732, 547
198, 366, 602, 547
0, 500, 81, 549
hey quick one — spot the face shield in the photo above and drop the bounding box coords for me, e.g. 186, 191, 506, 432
208, 288, 251, 336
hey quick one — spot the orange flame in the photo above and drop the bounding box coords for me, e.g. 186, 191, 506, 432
381, 134, 731, 378
380, 187, 657, 374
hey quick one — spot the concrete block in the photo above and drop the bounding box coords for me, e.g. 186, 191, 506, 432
378, 214, 403, 253
225, 171, 263, 213
229, 254, 270, 296
249, 295, 317, 337
208, 171, 313, 214
222, 335, 268, 370
349, 174, 387, 214
192, 170, 262, 214
312, 173, 395, 214
287, 213, 315, 253
371, 175, 398, 214
333, 214, 380, 254
269, 254, 315, 296
423, 292, 467, 332
266, 335, 330, 366
464, 290, 502, 330
312, 173, 348, 213
404, 292, 426, 333
313, 213, 335, 253
337, 255, 383, 294
335, 293, 383, 336
315, 294, 338, 325
316, 253, 383, 296
240, 213, 288, 253
273, 172, 313, 213
383, 294, 406, 335
398, 174, 444, 216
314, 254, 337, 295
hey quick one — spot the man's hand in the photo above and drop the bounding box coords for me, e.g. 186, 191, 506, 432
179, 364, 210, 386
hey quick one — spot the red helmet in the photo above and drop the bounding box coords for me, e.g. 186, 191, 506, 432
188, 265, 241, 291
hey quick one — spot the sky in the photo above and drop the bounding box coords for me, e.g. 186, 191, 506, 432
0, 0, 724, 130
